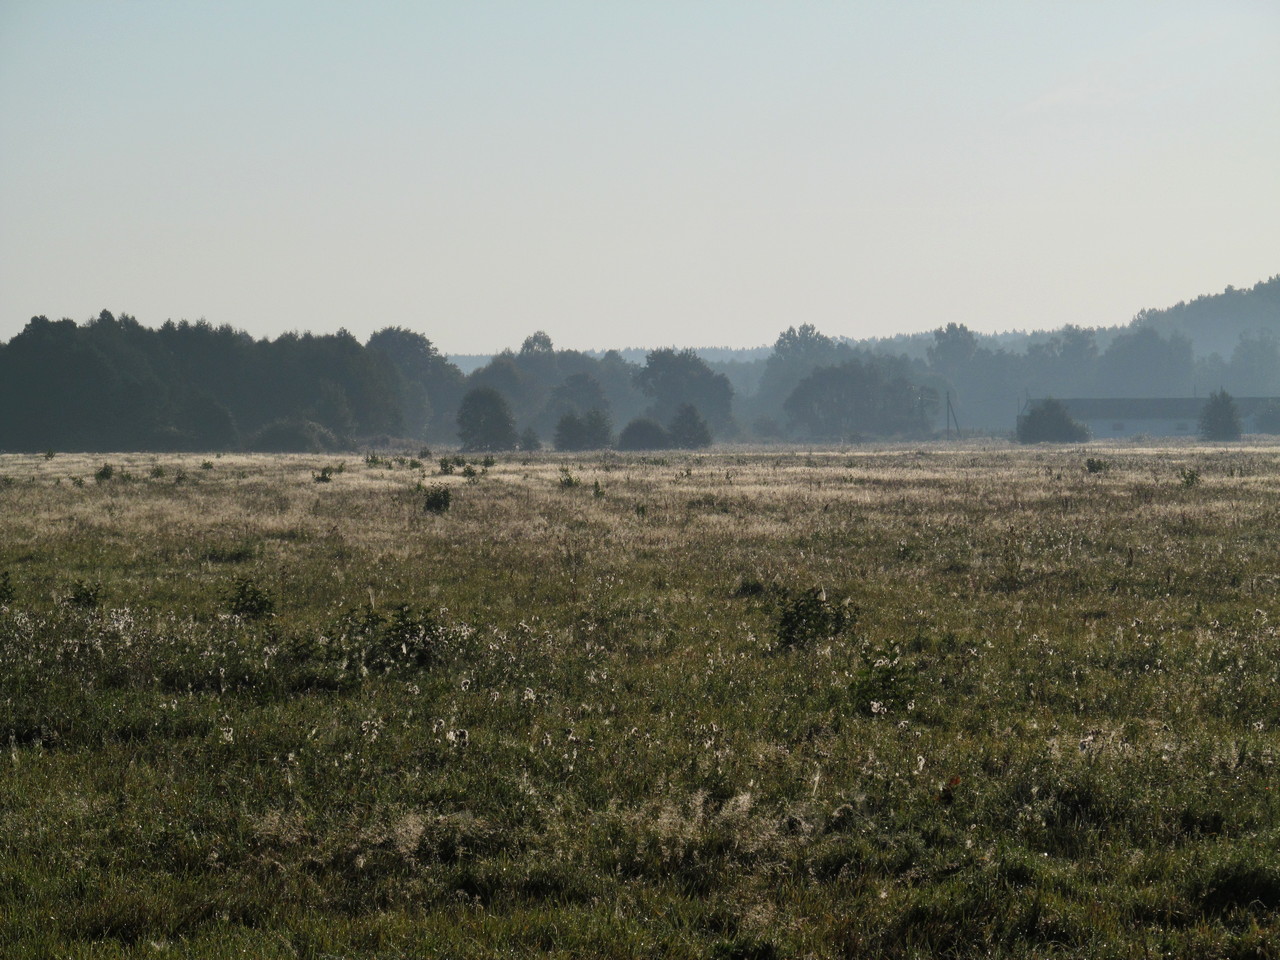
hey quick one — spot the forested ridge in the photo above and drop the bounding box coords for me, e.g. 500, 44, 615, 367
2, 276, 1276, 451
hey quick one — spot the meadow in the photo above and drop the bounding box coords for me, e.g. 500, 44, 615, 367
1, 445, 1278, 959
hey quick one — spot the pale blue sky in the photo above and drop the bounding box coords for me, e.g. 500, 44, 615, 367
1, 1, 1276, 354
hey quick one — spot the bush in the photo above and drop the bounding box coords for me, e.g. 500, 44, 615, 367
421, 484, 452, 513
1199, 389, 1242, 441
66, 579, 104, 608
94, 463, 115, 483
776, 588, 856, 651
618, 418, 670, 451
1017, 399, 1089, 443
247, 419, 347, 453
225, 576, 275, 620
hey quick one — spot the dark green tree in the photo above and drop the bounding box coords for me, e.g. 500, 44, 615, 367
635, 348, 734, 435
519, 427, 542, 451
1199, 389, 1242, 441
555, 409, 613, 450
617, 418, 670, 451
668, 404, 712, 449
554, 412, 585, 451
1016, 399, 1089, 443
785, 357, 936, 439
457, 387, 518, 451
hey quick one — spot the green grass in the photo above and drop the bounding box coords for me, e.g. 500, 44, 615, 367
2, 445, 1279, 957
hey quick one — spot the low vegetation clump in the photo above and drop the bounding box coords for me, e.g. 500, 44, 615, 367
2, 444, 1279, 958
1016, 398, 1090, 443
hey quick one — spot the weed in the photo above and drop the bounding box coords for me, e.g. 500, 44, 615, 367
731, 577, 767, 598
559, 468, 581, 488
1085, 457, 1110, 474
66, 579, 104, 608
775, 587, 856, 650
94, 462, 114, 483
224, 576, 275, 620
149, 464, 165, 479
1180, 467, 1202, 487
0, 570, 13, 606
201, 460, 215, 470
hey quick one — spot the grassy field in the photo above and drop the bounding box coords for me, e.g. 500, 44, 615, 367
2, 445, 1279, 958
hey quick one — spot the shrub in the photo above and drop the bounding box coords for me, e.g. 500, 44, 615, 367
1199, 389, 1242, 441
225, 576, 275, 620
618, 418, 670, 451
66, 579, 104, 608
438, 457, 455, 475
1085, 458, 1110, 474
1017, 399, 1089, 443
94, 463, 115, 483
247, 419, 347, 453
776, 588, 856, 651
421, 484, 452, 513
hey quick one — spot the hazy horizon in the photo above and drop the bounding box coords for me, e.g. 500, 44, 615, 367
3, 2, 1277, 355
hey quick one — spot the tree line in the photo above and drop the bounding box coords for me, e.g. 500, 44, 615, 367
1, 276, 1276, 452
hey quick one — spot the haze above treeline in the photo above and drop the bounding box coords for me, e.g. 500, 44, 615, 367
1, 275, 1276, 453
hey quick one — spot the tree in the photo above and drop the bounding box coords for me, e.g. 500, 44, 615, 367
457, 387, 518, 451
784, 357, 936, 439
617, 418, 670, 451
667, 404, 712, 449
634, 349, 734, 435
1016, 399, 1089, 443
555, 409, 613, 450
580, 409, 613, 449
554, 412, 585, 451
520, 331, 554, 355
1199, 389, 1241, 441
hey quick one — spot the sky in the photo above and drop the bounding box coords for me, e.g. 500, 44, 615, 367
1, 2, 1277, 356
